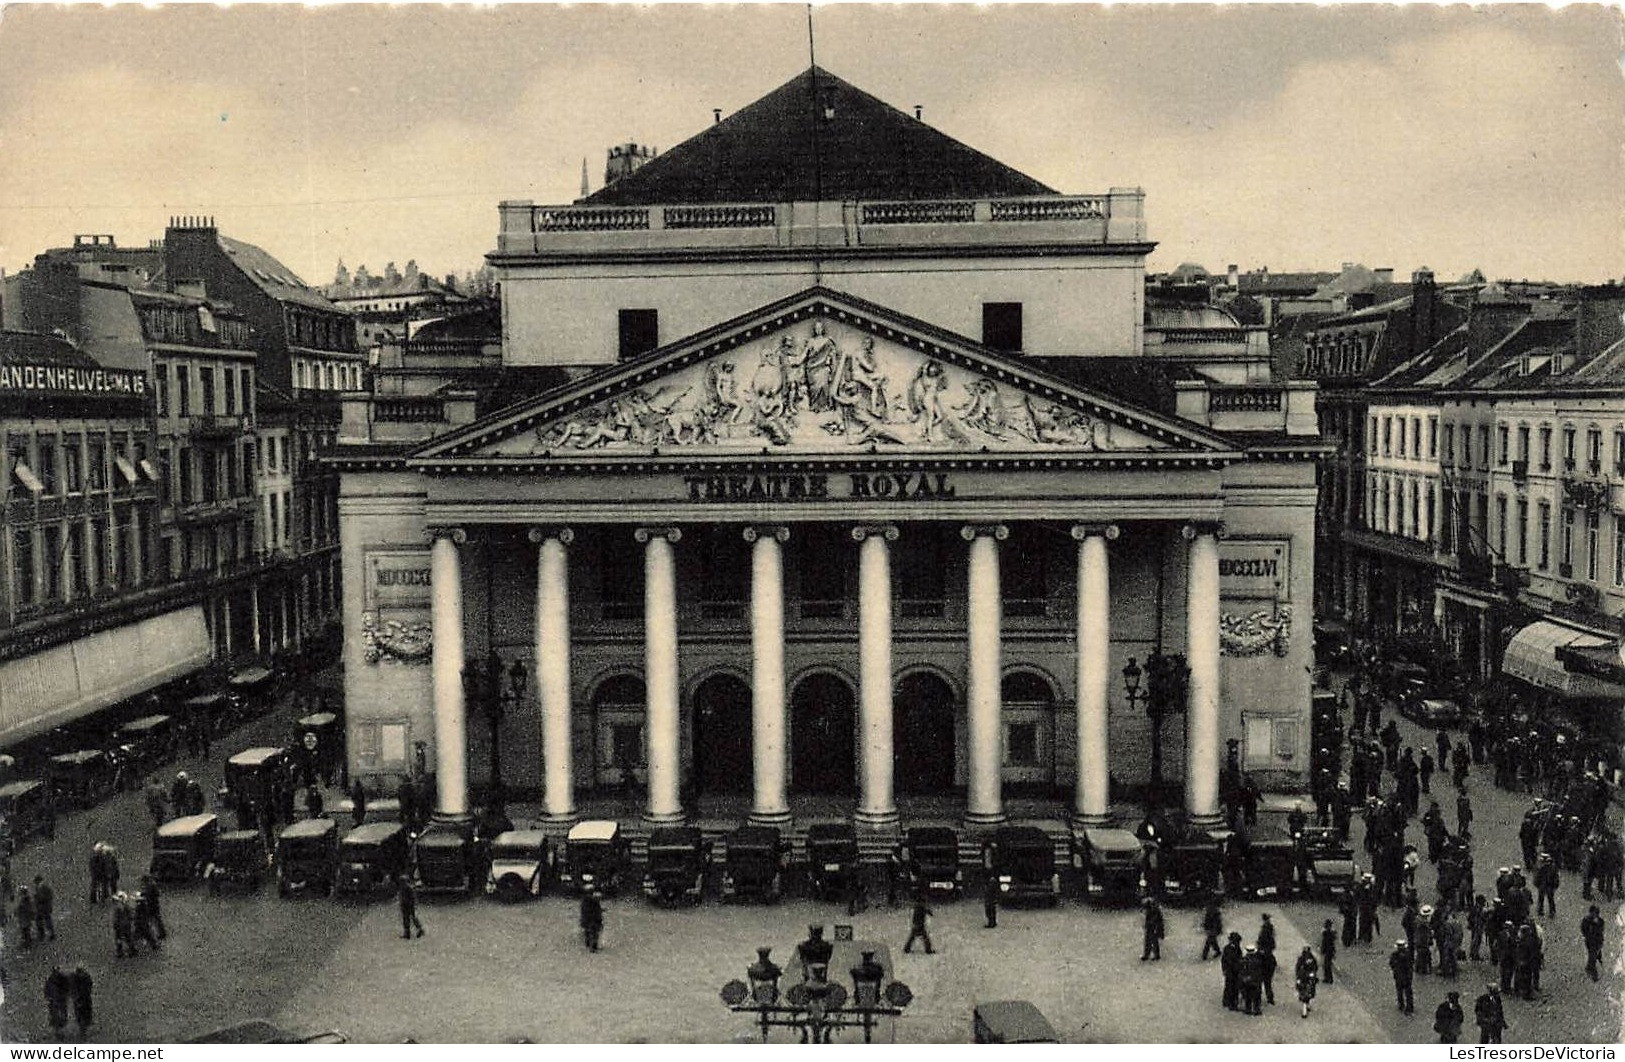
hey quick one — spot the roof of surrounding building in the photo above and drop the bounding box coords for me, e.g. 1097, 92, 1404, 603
0, 330, 98, 368
1236, 271, 1336, 296
1455, 317, 1574, 390
581, 66, 1057, 206
1034, 356, 1196, 416
1146, 302, 1243, 330
217, 235, 337, 312
409, 303, 500, 343
327, 273, 458, 302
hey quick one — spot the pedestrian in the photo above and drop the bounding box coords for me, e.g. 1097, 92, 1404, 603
1221, 932, 1243, 1009
0, 860, 11, 928
1440, 915, 1463, 979
1468, 894, 1487, 961
349, 779, 367, 827
1294, 946, 1319, 1018
44, 965, 70, 1039
1474, 984, 1507, 1043
138, 875, 166, 940
1340, 893, 1357, 948
982, 874, 999, 929
111, 893, 136, 958
1582, 903, 1605, 981
1434, 990, 1465, 1043
1201, 898, 1224, 960
1534, 853, 1560, 917
143, 782, 167, 828
1238, 946, 1264, 1016
1357, 874, 1381, 942
132, 886, 161, 952
846, 865, 869, 917
32, 875, 54, 941
1453, 742, 1472, 790
1420, 749, 1436, 794
1141, 898, 1165, 961
1457, 792, 1473, 842
1390, 939, 1416, 1013
1436, 728, 1452, 773
1415, 908, 1435, 974
103, 845, 120, 898
579, 888, 603, 952
69, 966, 93, 1039
398, 876, 424, 940
1320, 917, 1338, 984
15, 884, 34, 948
904, 897, 935, 954
169, 771, 190, 815
304, 784, 323, 821
1257, 914, 1278, 1005
396, 778, 417, 834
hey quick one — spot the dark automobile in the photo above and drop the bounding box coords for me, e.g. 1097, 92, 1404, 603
897, 826, 962, 899
1313, 619, 1353, 669
485, 830, 553, 902
1243, 837, 1301, 899
1404, 697, 1463, 728
223, 746, 290, 811
276, 818, 338, 897
228, 665, 276, 712
558, 820, 630, 895
336, 822, 408, 896
643, 826, 711, 906
985, 826, 1061, 905
805, 822, 860, 902
1389, 661, 1431, 704
118, 714, 177, 771
47, 750, 118, 809
182, 692, 231, 738
973, 1001, 1061, 1044
149, 813, 220, 883
1165, 831, 1225, 900
414, 827, 479, 895
207, 829, 269, 893
1074, 827, 1144, 903
722, 825, 789, 903
1297, 826, 1356, 898
0, 779, 56, 850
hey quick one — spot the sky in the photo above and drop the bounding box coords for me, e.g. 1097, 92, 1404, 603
0, 4, 1620, 287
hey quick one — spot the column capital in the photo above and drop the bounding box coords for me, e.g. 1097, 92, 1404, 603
742, 525, 789, 544
527, 526, 575, 546
851, 523, 900, 543
1070, 523, 1121, 542
960, 523, 1009, 542
1181, 521, 1226, 541
634, 526, 682, 545
426, 526, 467, 546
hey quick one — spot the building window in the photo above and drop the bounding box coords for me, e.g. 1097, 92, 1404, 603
11, 529, 34, 607
1564, 426, 1577, 470
1495, 495, 1507, 559
1517, 425, 1530, 464
1425, 486, 1436, 542
1498, 426, 1510, 466
63, 435, 83, 494
89, 519, 105, 590
242, 445, 255, 497
982, 302, 1023, 353
157, 363, 170, 417
617, 309, 659, 361
87, 437, 106, 492
1517, 499, 1528, 566
1562, 506, 1575, 571
1478, 426, 1490, 469
1006, 722, 1039, 768
223, 368, 237, 415
1538, 502, 1551, 570
1383, 417, 1392, 456
1587, 510, 1600, 582
42, 526, 62, 601
178, 448, 192, 505
1443, 424, 1455, 465
177, 367, 191, 416
1369, 416, 1379, 455
158, 447, 172, 506
1461, 428, 1471, 469
241, 368, 254, 418
1615, 515, 1625, 587
1428, 417, 1438, 458
1396, 419, 1406, 458
1409, 480, 1420, 538
1588, 429, 1603, 473
1615, 429, 1625, 474
1540, 425, 1552, 470
36, 440, 57, 496
1440, 491, 1455, 552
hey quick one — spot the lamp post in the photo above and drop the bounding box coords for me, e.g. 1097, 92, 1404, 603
1123, 652, 1190, 808
722, 945, 912, 1043
464, 651, 527, 806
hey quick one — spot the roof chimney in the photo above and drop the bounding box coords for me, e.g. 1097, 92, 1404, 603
713, 108, 722, 124
914, 105, 923, 121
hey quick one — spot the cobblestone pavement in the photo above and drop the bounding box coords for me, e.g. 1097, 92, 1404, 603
0, 670, 1619, 1043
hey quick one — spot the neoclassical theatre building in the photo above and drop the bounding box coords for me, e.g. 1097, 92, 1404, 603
334, 69, 1323, 831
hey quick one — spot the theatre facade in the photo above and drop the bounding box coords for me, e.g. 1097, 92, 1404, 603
332, 68, 1324, 830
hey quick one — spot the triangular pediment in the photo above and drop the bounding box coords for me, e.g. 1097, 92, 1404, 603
413, 289, 1237, 464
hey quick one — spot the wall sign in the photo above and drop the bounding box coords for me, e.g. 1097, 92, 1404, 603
0, 363, 148, 397
363, 548, 434, 665
681, 471, 956, 503
1219, 539, 1289, 600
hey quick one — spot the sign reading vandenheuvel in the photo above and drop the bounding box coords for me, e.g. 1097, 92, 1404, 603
0, 363, 148, 397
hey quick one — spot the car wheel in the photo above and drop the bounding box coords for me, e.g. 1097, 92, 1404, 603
496, 875, 527, 903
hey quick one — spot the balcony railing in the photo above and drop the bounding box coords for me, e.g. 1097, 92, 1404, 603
1208, 388, 1284, 413
859, 200, 976, 225
536, 206, 650, 232
1511, 460, 1528, 482
188, 413, 245, 439
663, 204, 775, 229
375, 398, 445, 424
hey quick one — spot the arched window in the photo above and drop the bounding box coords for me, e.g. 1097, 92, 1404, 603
1001, 670, 1056, 781
593, 674, 646, 785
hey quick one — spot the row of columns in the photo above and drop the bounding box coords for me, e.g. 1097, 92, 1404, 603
424, 522, 1225, 829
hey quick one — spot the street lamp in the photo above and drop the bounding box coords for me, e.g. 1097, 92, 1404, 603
722, 944, 913, 1043
464, 651, 528, 805
1123, 652, 1190, 807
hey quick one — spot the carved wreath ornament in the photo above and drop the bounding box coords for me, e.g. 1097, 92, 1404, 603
1219, 605, 1292, 658
361, 612, 433, 665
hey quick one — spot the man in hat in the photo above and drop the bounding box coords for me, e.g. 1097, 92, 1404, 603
44, 965, 70, 1039
903, 898, 934, 955
1534, 853, 1560, 916
1434, 990, 1465, 1043
1357, 873, 1381, 943
31, 875, 53, 941
1582, 903, 1606, 980
1390, 940, 1415, 1013
1220, 932, 1243, 1010
1474, 984, 1507, 1043
69, 966, 93, 1039
1257, 913, 1278, 1004
1320, 917, 1338, 984
1201, 898, 1224, 960
398, 875, 424, 941
1238, 945, 1265, 1016
1468, 894, 1488, 961
1457, 791, 1474, 842
579, 887, 603, 953
1414, 905, 1435, 974
1141, 897, 1165, 961
982, 873, 999, 929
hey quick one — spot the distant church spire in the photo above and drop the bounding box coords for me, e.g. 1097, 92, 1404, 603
581, 158, 590, 199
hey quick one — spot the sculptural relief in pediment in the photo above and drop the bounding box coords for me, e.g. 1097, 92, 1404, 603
488, 318, 1168, 457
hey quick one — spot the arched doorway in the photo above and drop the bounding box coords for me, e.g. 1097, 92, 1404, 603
1001, 671, 1057, 786
790, 673, 856, 793
894, 671, 956, 792
592, 675, 645, 789
692, 673, 752, 793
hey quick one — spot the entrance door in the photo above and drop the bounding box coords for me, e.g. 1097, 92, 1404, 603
790, 673, 856, 793
894, 672, 956, 792
692, 673, 752, 793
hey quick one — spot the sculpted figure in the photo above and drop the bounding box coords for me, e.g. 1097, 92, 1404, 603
750, 340, 794, 445
801, 320, 841, 413
905, 360, 951, 441
835, 336, 890, 420
955, 378, 1008, 437
704, 360, 747, 425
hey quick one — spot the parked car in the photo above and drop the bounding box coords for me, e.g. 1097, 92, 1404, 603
1313, 619, 1353, 669
1297, 826, 1356, 898
47, 750, 118, 809
207, 829, 269, 893
985, 826, 1061, 905
0, 779, 56, 850
1242, 837, 1301, 899
973, 1001, 1061, 1044
1165, 831, 1225, 900
485, 830, 553, 902
805, 822, 860, 902
182, 692, 232, 738
336, 822, 408, 897
896, 826, 962, 899
276, 818, 338, 897
149, 813, 220, 883
1074, 827, 1144, 903
118, 714, 177, 772
222, 747, 291, 812
722, 825, 789, 903
643, 826, 711, 906
558, 820, 629, 895
1404, 697, 1463, 727
414, 828, 479, 895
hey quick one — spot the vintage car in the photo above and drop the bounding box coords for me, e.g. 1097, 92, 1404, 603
276, 818, 339, 897
1074, 827, 1144, 903
222, 747, 291, 811
985, 826, 1061, 905
47, 750, 118, 809
1243, 837, 1302, 899
1405, 697, 1463, 728
150, 813, 220, 883
485, 830, 553, 902
557, 820, 630, 895
1297, 826, 1357, 898
182, 691, 232, 738
118, 714, 178, 772
336, 822, 408, 897
1312, 618, 1354, 669
207, 829, 269, 893
1389, 661, 1432, 704
414, 827, 480, 895
722, 825, 789, 903
228, 664, 276, 707
1165, 831, 1225, 900
643, 826, 711, 906
0, 779, 56, 849
973, 1001, 1061, 1044
896, 826, 962, 899
805, 823, 861, 902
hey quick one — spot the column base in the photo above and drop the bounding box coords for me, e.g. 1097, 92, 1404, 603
642, 809, 687, 826
429, 811, 474, 832
747, 808, 793, 827
962, 809, 1008, 828
538, 809, 580, 827
1070, 810, 1113, 829
1185, 811, 1225, 829
853, 807, 900, 829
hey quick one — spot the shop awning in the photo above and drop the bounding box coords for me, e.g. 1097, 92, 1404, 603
1503, 620, 1617, 697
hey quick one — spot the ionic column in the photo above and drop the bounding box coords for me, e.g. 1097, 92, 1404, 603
428, 527, 470, 822
530, 527, 576, 824
853, 524, 900, 827
637, 527, 684, 824
962, 524, 1008, 826
1071, 523, 1119, 825
250, 584, 262, 655
745, 526, 791, 825
1184, 523, 1223, 825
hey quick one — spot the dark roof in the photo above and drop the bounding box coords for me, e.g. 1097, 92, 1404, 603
1569, 335, 1625, 387
217, 236, 337, 311
0, 330, 97, 368
1237, 272, 1335, 296
1031, 357, 1195, 416
1454, 318, 1574, 390
473, 366, 575, 417
411, 303, 500, 343
582, 66, 1056, 206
